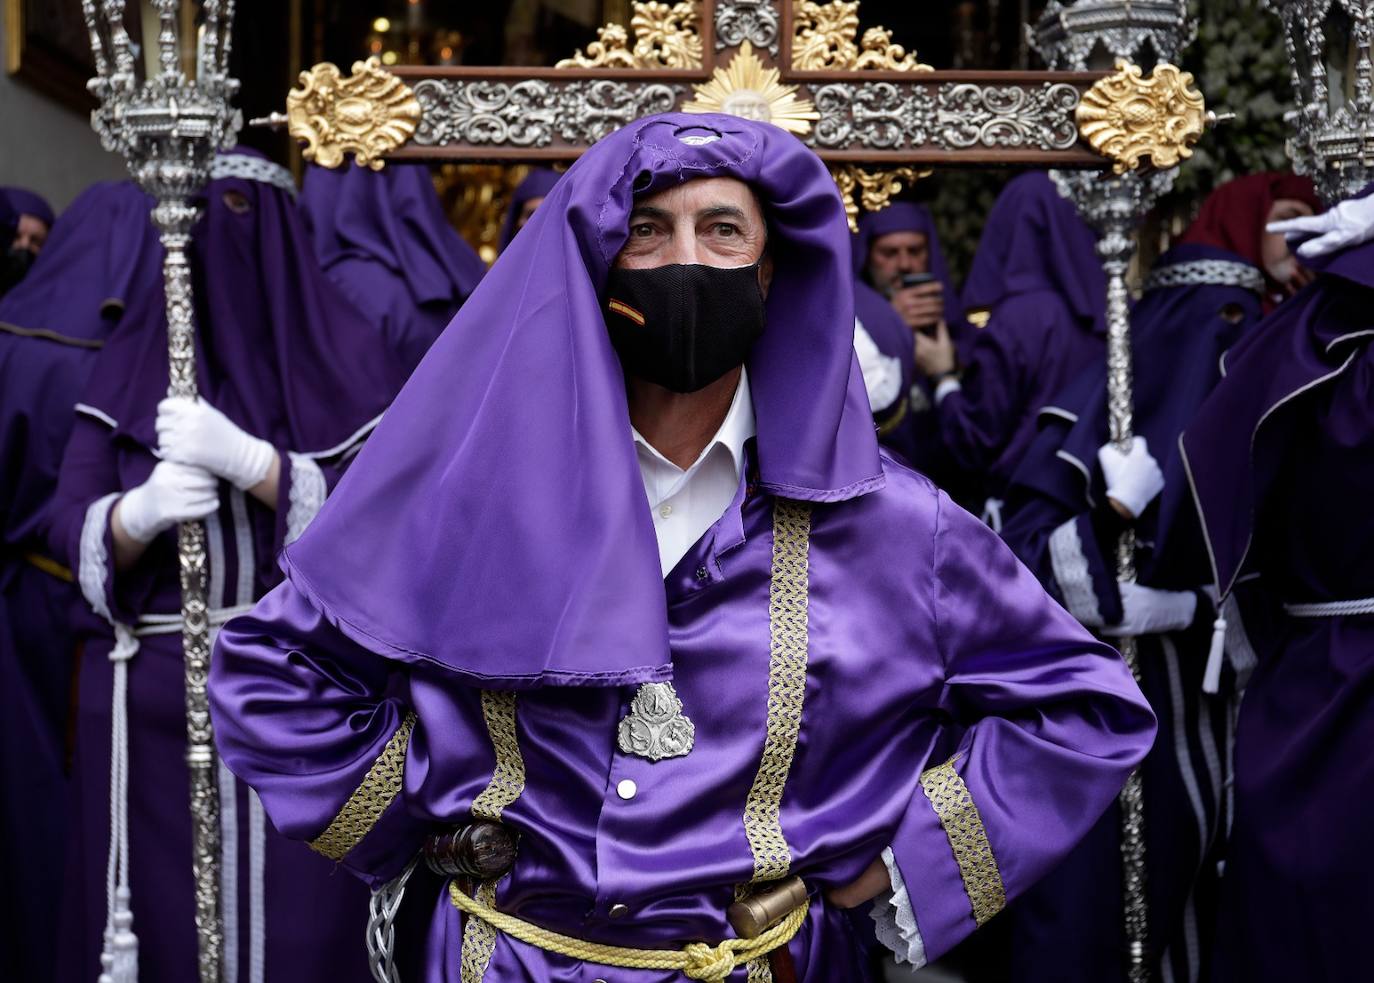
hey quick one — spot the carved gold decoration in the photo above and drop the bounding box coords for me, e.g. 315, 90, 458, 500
286, 57, 421, 170
556, 1, 703, 70
793, 1, 930, 72
830, 165, 931, 233
683, 41, 819, 135
1075, 59, 1207, 174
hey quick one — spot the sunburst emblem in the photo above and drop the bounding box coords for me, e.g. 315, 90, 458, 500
682, 41, 819, 135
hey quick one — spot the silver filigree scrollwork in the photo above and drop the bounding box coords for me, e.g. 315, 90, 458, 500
557, 81, 683, 144
810, 82, 932, 149
82, 2, 241, 981
715, 0, 781, 55
617, 682, 696, 761
412, 79, 559, 148
1272, 0, 1374, 203
934, 83, 1081, 151
1031, 0, 1195, 70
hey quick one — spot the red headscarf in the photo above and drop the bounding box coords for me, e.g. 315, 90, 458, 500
1178, 172, 1321, 307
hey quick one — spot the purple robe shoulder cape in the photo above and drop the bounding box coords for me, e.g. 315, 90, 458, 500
997, 242, 1265, 983
1180, 223, 1374, 982
46, 152, 404, 983
300, 162, 487, 372
209, 114, 1154, 981
937, 172, 1108, 498
0, 180, 162, 981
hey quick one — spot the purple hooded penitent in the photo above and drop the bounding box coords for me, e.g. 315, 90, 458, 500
300, 162, 487, 372
852, 201, 969, 343
46, 151, 400, 983
0, 180, 161, 981
1179, 222, 1374, 982
936, 172, 1107, 503
499, 167, 562, 252
279, 115, 884, 689
209, 114, 1154, 982
998, 241, 1265, 983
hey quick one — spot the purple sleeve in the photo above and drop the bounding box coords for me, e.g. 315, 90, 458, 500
935, 327, 1027, 475
272, 449, 346, 552
1001, 493, 1124, 628
48, 415, 160, 623
209, 577, 431, 887
890, 493, 1154, 962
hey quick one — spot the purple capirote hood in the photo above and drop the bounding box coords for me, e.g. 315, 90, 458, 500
278, 113, 883, 689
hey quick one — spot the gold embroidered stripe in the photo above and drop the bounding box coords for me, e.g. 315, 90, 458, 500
461, 691, 525, 981
919, 755, 1007, 926
310, 712, 415, 862
470, 691, 525, 821
742, 500, 813, 885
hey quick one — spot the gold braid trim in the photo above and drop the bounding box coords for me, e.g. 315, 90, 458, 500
309, 712, 416, 862
460, 691, 525, 981
737, 500, 813, 981
919, 755, 1007, 926
450, 881, 809, 982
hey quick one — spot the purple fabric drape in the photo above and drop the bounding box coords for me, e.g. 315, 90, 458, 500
499, 167, 562, 252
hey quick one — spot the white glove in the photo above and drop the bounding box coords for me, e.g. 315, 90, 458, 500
117, 461, 221, 544
1268, 196, 1374, 260
156, 396, 276, 491
1100, 581, 1198, 637
1097, 435, 1165, 519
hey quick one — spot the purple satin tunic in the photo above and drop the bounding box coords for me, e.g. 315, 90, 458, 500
211, 452, 1155, 981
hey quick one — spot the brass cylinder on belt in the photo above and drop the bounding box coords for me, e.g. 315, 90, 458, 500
727, 876, 809, 939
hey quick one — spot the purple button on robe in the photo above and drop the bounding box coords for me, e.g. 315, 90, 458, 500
1181, 226, 1374, 983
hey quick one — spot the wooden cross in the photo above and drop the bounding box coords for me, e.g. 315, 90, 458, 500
258, 0, 1209, 228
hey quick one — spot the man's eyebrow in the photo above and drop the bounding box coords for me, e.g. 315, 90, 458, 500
629, 204, 672, 222
696, 204, 749, 222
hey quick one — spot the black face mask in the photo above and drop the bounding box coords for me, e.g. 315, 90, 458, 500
0, 247, 35, 295
604, 262, 766, 393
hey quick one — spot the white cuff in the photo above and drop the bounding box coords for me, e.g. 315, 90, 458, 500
285, 453, 327, 544
933, 376, 962, 406
854, 318, 904, 412
1049, 518, 1105, 628
79, 492, 122, 621
869, 846, 928, 970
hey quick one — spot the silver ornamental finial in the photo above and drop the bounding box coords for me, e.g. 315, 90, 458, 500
1271, 0, 1374, 203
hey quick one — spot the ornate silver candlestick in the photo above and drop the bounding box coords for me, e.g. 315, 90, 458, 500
82, 3, 242, 980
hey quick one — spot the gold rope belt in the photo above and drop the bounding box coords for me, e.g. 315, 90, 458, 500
448, 881, 807, 982
23, 551, 74, 583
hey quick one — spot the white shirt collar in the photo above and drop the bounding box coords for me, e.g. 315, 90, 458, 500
630, 368, 756, 506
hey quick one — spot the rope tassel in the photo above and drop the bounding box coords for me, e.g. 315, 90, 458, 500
100, 625, 139, 983
1202, 615, 1227, 695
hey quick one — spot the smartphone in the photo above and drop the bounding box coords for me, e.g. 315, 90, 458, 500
899, 272, 938, 290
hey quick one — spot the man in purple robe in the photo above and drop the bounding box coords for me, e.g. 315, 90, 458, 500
300, 163, 488, 374
998, 226, 1268, 982
922, 173, 1107, 530
0, 186, 55, 295
1180, 188, 1374, 983
0, 180, 162, 981
48, 151, 406, 983
208, 115, 1154, 982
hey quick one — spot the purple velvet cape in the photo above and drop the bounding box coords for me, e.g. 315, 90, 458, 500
937, 173, 1108, 497
1180, 232, 1374, 981
209, 114, 1155, 981
0, 180, 162, 981
498, 167, 562, 252
997, 243, 1265, 983
300, 162, 487, 373
45, 153, 407, 983
0, 186, 56, 228
277, 114, 885, 689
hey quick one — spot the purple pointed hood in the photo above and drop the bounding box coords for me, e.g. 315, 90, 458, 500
0, 187, 55, 228
280, 113, 883, 689
300, 162, 486, 306
960, 172, 1106, 334
80, 150, 408, 456
499, 167, 562, 252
